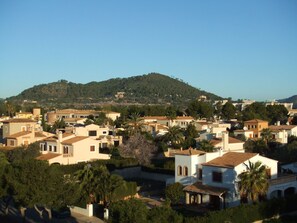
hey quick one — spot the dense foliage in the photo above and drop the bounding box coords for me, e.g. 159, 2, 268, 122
8, 73, 222, 106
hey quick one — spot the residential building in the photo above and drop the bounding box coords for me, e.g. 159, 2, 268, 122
177, 150, 297, 209
233, 129, 254, 140
2, 118, 40, 140
244, 119, 269, 138
265, 101, 293, 110
38, 131, 110, 165
143, 116, 195, 128
6, 130, 53, 147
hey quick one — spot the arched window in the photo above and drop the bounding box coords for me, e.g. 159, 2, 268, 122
177, 165, 182, 176
184, 166, 188, 176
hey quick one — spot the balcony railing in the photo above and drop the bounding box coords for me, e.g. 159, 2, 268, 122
269, 174, 297, 186
63, 153, 73, 157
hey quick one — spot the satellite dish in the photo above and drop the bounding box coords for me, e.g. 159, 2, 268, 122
243, 127, 248, 131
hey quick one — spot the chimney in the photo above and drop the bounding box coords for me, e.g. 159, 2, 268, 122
57, 131, 63, 153
222, 131, 229, 151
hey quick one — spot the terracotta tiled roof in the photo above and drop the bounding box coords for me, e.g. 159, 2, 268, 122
62, 133, 74, 138
210, 137, 243, 146
6, 131, 31, 138
36, 153, 61, 160
174, 148, 206, 156
3, 118, 36, 123
43, 136, 58, 142
203, 152, 258, 168
269, 125, 297, 131
234, 129, 253, 132
244, 119, 268, 123
35, 132, 47, 137
183, 182, 228, 196
175, 116, 194, 120
61, 136, 89, 145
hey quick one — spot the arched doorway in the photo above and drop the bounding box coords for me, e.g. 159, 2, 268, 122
269, 190, 282, 199
284, 187, 295, 197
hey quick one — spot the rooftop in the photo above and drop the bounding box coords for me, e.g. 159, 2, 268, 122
202, 152, 258, 168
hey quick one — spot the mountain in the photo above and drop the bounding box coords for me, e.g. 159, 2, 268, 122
8, 73, 222, 106
278, 95, 297, 109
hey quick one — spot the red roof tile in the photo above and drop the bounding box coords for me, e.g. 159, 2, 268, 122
203, 152, 257, 168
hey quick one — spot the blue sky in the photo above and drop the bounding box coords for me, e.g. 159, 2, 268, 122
0, 0, 296, 101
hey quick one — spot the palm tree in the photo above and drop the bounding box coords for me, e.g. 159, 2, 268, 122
125, 113, 144, 136
75, 164, 99, 204
261, 128, 274, 145
238, 161, 269, 203
162, 126, 184, 149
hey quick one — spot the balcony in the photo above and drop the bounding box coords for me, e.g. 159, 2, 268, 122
269, 174, 297, 186
63, 153, 73, 157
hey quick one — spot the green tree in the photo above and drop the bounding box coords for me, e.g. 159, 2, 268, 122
261, 128, 274, 145
266, 105, 288, 125
0, 151, 9, 199
148, 206, 183, 223
238, 161, 269, 203
242, 102, 268, 121
221, 102, 236, 120
109, 198, 148, 223
183, 123, 198, 148
165, 106, 177, 126
75, 164, 100, 204
244, 139, 268, 155
165, 182, 184, 205
162, 126, 184, 149
5, 159, 78, 220
198, 139, 216, 152
187, 100, 214, 120
50, 118, 67, 133
125, 113, 144, 136
75, 164, 124, 207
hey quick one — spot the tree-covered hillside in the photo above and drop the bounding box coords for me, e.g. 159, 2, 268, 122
8, 73, 222, 105
278, 95, 297, 109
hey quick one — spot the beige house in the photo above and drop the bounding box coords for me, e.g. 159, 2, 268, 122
46, 109, 121, 125
210, 132, 244, 152
244, 119, 269, 138
38, 131, 110, 165
143, 116, 195, 128
2, 118, 38, 139
68, 124, 122, 148
6, 131, 53, 147
233, 129, 254, 139
268, 125, 297, 144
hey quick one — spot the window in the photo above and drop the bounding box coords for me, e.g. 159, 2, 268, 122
212, 171, 222, 183
177, 165, 182, 176
198, 168, 202, 180
90, 145, 95, 152
88, 131, 97, 136
103, 131, 107, 134
54, 146, 57, 152
10, 140, 15, 146
183, 166, 188, 176
63, 146, 69, 154
49, 145, 52, 152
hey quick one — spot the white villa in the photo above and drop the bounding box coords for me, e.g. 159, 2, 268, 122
175, 148, 297, 209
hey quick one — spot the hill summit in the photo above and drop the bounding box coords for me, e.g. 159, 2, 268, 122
9, 73, 222, 105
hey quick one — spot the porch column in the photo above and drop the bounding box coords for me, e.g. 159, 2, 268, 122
185, 193, 190, 204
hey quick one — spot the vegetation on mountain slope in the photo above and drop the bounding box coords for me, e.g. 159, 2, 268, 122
8, 73, 222, 105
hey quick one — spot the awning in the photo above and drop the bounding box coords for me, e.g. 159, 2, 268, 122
183, 182, 228, 196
